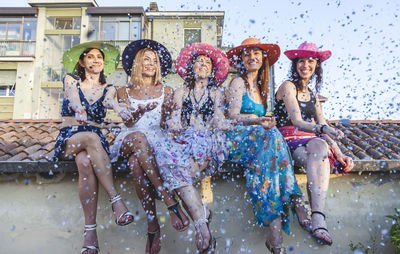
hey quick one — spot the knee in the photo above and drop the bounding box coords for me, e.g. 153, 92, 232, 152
306, 138, 329, 157
82, 133, 102, 148
75, 153, 93, 177
125, 132, 149, 151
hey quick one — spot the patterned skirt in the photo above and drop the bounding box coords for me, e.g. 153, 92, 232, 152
155, 127, 229, 190
225, 125, 301, 234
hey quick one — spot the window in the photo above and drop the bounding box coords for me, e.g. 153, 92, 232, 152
0, 17, 37, 41
46, 17, 81, 30
0, 70, 16, 97
184, 29, 201, 46
89, 16, 141, 41
43, 35, 80, 81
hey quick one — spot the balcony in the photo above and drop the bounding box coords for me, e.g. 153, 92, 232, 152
0, 40, 36, 57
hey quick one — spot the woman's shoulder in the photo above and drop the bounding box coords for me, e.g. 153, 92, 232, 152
277, 80, 296, 94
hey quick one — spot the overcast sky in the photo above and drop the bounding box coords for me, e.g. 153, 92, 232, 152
3, 0, 400, 120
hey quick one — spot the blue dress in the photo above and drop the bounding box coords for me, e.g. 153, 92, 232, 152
225, 91, 301, 234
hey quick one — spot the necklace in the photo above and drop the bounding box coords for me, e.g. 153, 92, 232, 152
191, 87, 207, 117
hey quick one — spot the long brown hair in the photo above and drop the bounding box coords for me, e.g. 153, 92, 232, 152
73, 48, 107, 84
129, 48, 162, 86
238, 49, 270, 109
289, 58, 323, 93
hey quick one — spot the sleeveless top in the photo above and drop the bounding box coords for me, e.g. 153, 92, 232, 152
274, 86, 317, 128
181, 88, 214, 127
61, 74, 112, 124
239, 77, 266, 117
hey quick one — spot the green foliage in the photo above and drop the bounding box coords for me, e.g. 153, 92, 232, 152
386, 208, 400, 254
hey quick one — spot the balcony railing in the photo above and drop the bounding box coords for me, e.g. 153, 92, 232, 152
0, 40, 36, 57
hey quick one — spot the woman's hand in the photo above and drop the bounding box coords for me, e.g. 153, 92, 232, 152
336, 154, 354, 173
259, 116, 276, 131
115, 103, 133, 121
324, 126, 344, 140
75, 107, 88, 124
214, 119, 234, 131
137, 102, 158, 116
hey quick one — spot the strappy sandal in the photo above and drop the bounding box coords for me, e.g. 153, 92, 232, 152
311, 211, 333, 246
167, 202, 189, 232
194, 205, 216, 254
265, 239, 286, 254
109, 193, 134, 226
146, 228, 161, 254
81, 224, 100, 254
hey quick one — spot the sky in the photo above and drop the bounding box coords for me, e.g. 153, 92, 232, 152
2, 0, 400, 120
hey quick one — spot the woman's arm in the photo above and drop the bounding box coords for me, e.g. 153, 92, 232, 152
64, 74, 87, 123
160, 86, 175, 129
103, 85, 132, 121
314, 96, 344, 139
226, 77, 271, 127
166, 87, 185, 131
211, 87, 233, 131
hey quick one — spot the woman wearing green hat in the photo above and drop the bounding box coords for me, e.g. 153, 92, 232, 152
54, 41, 134, 254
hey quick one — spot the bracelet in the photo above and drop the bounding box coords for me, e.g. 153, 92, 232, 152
313, 124, 321, 134
320, 124, 328, 134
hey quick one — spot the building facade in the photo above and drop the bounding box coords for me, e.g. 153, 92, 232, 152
0, 0, 225, 119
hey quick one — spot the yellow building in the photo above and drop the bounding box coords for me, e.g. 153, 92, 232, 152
0, 0, 225, 119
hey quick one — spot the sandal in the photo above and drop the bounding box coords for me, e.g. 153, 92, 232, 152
265, 239, 286, 254
110, 193, 134, 226
81, 224, 100, 254
311, 211, 333, 246
167, 202, 189, 232
146, 228, 161, 254
194, 205, 216, 254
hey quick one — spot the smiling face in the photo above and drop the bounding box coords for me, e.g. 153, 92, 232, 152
241, 47, 263, 72
296, 57, 318, 80
141, 50, 158, 78
193, 55, 213, 79
79, 48, 104, 74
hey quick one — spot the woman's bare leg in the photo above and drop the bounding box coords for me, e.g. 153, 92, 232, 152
120, 131, 189, 230
128, 155, 161, 254
64, 132, 131, 224
76, 151, 99, 253
265, 216, 283, 253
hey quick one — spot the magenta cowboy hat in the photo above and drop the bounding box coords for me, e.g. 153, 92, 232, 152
226, 38, 281, 69
284, 42, 332, 62
175, 42, 230, 85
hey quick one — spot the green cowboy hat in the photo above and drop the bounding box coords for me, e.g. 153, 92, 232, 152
62, 41, 120, 77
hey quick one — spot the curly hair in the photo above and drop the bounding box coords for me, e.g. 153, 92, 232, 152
288, 58, 323, 93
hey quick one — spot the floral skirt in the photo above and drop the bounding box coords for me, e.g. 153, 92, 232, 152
225, 126, 301, 234
155, 127, 228, 190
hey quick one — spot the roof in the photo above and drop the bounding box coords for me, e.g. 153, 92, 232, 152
86, 7, 144, 15
0, 119, 399, 172
0, 7, 38, 16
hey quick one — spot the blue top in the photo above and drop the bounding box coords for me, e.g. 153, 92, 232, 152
240, 91, 266, 117
60, 74, 112, 124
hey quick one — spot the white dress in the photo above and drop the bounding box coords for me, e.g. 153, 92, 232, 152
110, 87, 166, 162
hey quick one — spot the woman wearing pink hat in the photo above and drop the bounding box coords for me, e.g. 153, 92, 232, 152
225, 38, 303, 254
110, 40, 190, 254
275, 42, 354, 246
155, 42, 232, 253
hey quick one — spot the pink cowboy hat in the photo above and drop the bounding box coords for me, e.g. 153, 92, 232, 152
175, 42, 230, 85
284, 42, 332, 62
226, 38, 281, 69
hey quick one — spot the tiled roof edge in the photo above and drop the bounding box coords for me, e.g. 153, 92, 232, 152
328, 120, 400, 124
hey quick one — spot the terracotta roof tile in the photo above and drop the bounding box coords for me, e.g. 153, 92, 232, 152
0, 119, 399, 163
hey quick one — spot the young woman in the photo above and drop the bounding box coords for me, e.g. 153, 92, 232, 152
109, 39, 189, 254
155, 42, 231, 253
225, 38, 303, 254
275, 42, 354, 246
54, 41, 134, 254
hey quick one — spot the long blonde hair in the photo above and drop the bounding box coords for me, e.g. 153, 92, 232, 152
129, 48, 162, 85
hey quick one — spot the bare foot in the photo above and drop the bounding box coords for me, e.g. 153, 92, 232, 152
112, 198, 133, 225
311, 212, 332, 245
293, 197, 311, 232
82, 229, 99, 254
167, 203, 190, 231
146, 221, 161, 254
195, 208, 211, 252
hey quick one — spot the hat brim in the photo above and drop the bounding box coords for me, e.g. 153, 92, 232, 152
227, 43, 281, 69
284, 49, 331, 62
62, 41, 120, 77
175, 43, 230, 85
122, 39, 172, 77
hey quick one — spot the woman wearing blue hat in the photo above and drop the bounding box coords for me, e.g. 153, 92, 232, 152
54, 41, 135, 254
110, 39, 190, 254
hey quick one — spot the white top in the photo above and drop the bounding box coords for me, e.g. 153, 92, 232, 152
110, 87, 166, 162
